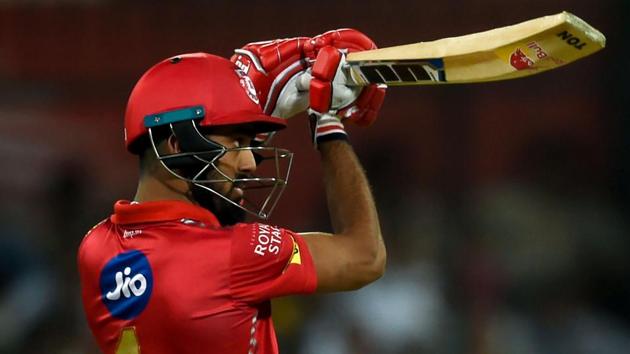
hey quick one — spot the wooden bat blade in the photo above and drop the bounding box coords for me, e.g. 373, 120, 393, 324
345, 12, 606, 86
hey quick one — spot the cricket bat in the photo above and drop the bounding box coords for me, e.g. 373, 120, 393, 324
345, 11, 606, 86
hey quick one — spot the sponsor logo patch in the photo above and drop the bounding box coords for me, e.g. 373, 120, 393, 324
123, 229, 142, 239
254, 224, 282, 256
527, 41, 565, 66
235, 69, 260, 105
527, 41, 548, 59
289, 237, 302, 265
100, 250, 153, 320
234, 55, 251, 74
557, 30, 587, 50
355, 58, 446, 84
510, 48, 535, 70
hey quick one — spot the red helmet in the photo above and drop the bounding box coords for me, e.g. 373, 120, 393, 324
124, 52, 286, 153
123, 53, 292, 222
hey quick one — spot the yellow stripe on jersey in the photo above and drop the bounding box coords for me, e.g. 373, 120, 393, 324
116, 327, 140, 354
289, 236, 302, 265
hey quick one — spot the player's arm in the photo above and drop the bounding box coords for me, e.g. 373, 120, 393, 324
233, 29, 387, 292
301, 139, 386, 292
300, 34, 387, 292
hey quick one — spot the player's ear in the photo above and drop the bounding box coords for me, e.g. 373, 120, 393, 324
165, 134, 181, 154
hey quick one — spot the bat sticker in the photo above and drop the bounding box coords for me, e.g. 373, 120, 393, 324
510, 48, 535, 70
351, 59, 446, 84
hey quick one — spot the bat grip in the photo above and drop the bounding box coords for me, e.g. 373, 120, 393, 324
295, 67, 363, 91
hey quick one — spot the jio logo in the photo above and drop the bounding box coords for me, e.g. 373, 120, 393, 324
100, 250, 153, 320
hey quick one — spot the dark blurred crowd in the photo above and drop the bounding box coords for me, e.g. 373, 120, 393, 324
3, 127, 629, 354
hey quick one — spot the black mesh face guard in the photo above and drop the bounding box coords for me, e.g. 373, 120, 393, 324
147, 120, 293, 220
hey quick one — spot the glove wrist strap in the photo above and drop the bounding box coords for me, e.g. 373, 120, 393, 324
309, 110, 348, 149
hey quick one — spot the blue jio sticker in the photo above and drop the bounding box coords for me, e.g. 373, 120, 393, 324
100, 250, 153, 320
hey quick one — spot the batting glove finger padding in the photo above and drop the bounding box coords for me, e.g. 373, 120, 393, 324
341, 84, 387, 127
304, 28, 377, 56
310, 46, 341, 113
308, 30, 387, 130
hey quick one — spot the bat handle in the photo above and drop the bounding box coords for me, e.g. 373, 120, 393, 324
343, 64, 365, 87
294, 66, 364, 91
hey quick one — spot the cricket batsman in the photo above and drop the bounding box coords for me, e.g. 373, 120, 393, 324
78, 29, 387, 353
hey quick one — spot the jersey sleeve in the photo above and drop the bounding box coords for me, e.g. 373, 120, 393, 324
229, 223, 318, 303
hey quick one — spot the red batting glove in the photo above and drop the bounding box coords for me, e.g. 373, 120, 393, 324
231, 37, 313, 146
231, 29, 386, 147
306, 29, 387, 128
231, 37, 311, 119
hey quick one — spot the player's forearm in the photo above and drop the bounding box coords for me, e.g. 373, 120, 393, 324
319, 140, 385, 273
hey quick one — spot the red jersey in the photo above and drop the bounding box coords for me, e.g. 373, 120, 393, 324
78, 200, 317, 354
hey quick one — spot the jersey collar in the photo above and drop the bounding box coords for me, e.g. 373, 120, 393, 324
111, 200, 221, 227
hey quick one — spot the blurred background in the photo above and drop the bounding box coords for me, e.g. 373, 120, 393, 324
0, 0, 628, 353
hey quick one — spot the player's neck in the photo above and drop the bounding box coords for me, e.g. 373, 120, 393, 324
134, 173, 193, 204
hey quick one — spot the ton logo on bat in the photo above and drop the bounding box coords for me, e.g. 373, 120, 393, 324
557, 30, 587, 50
